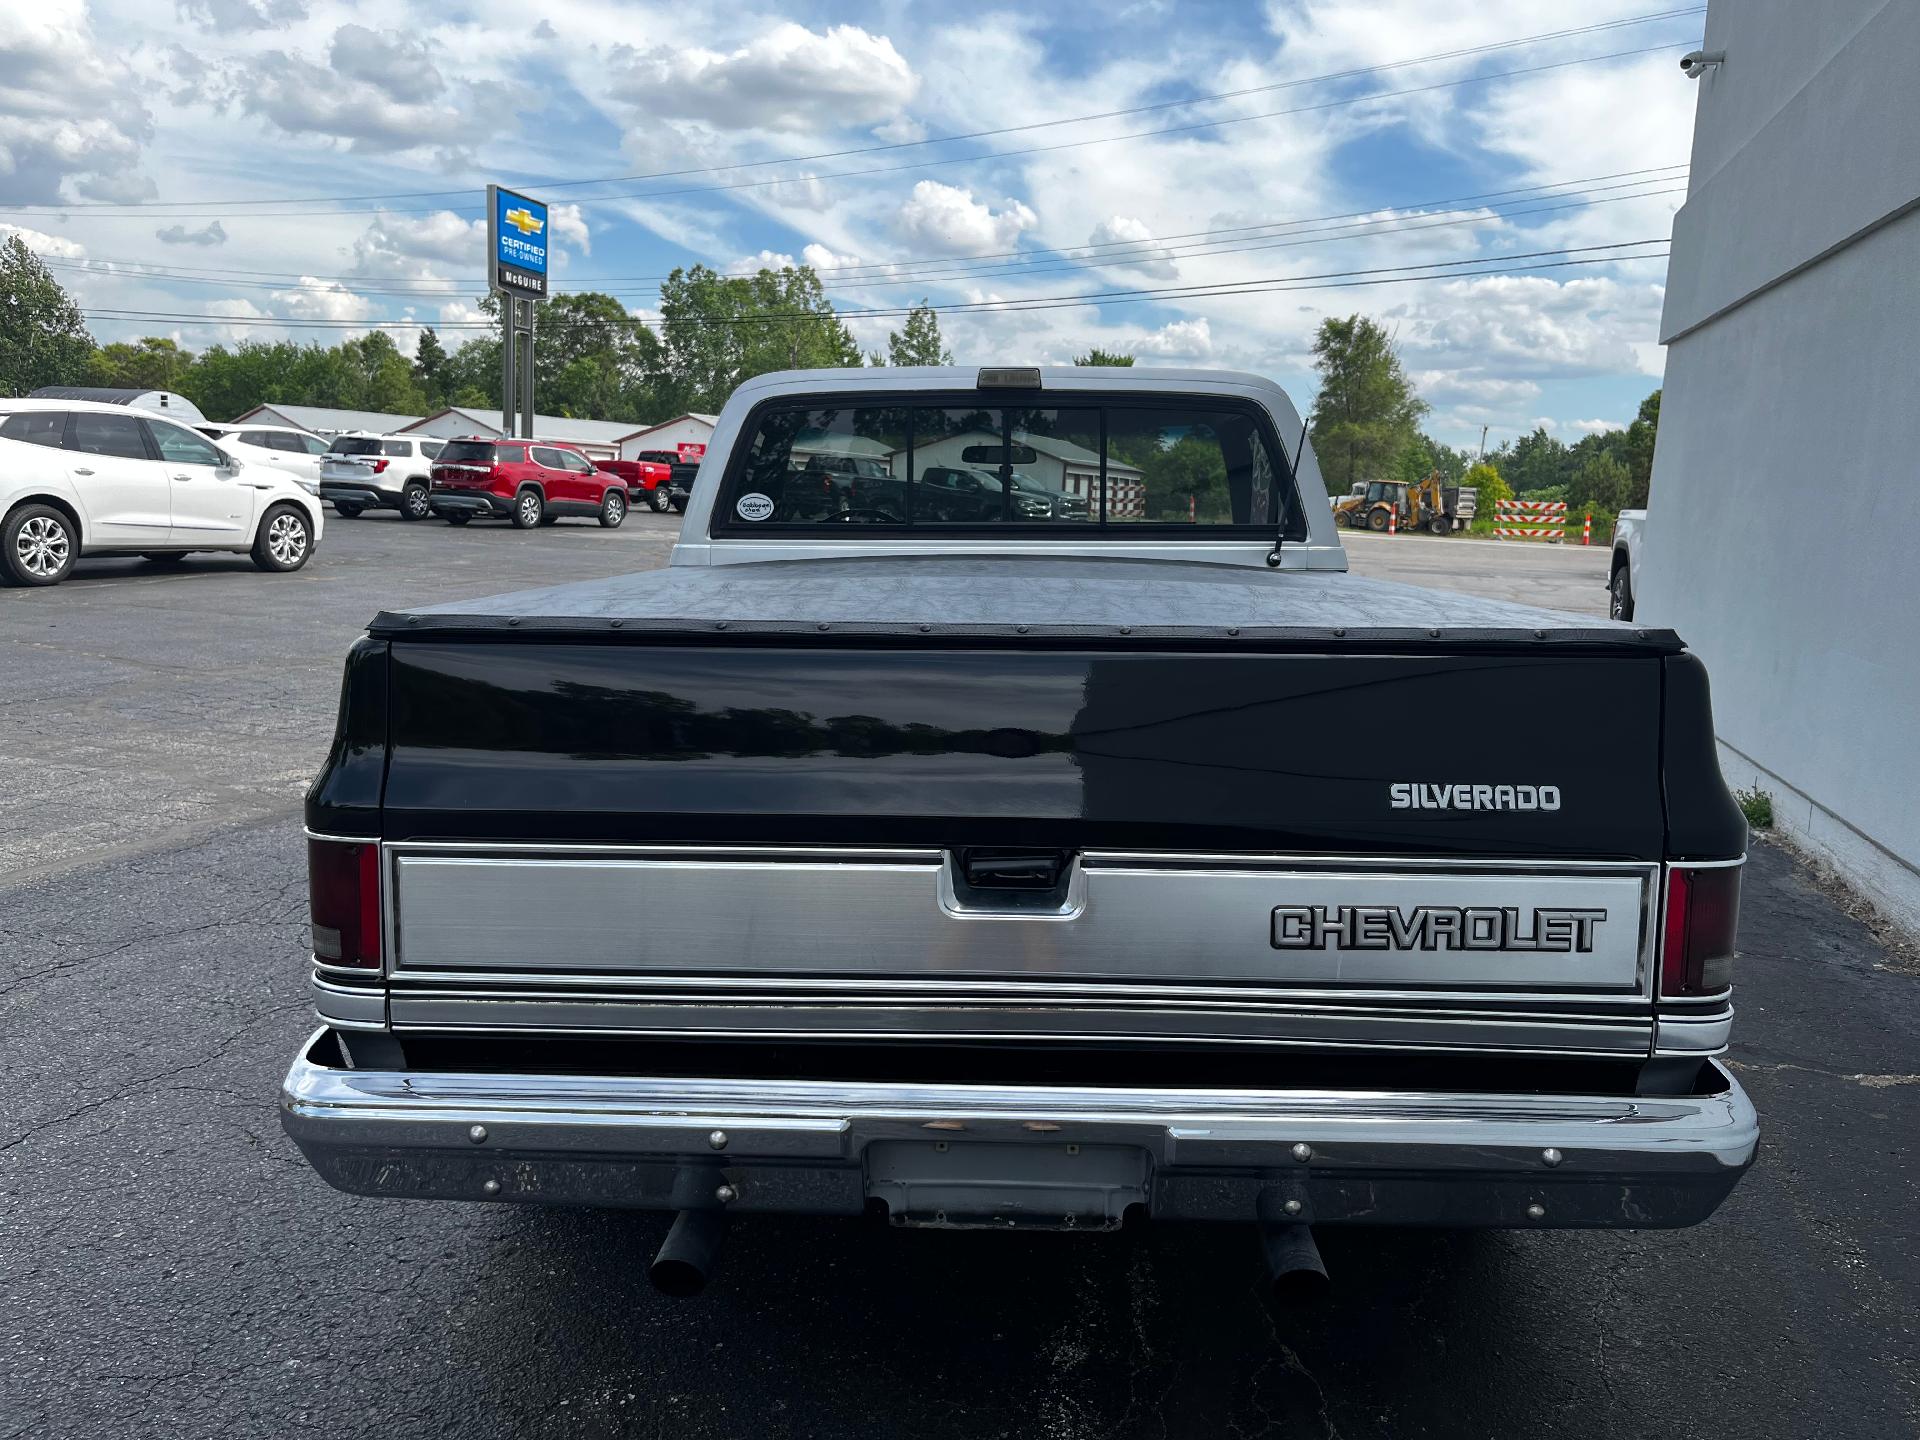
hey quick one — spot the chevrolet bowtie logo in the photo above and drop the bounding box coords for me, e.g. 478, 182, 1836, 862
503, 207, 544, 237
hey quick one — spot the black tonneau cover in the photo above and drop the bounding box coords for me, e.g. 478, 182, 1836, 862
370, 555, 1680, 655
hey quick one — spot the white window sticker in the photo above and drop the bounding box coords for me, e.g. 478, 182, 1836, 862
735, 492, 775, 522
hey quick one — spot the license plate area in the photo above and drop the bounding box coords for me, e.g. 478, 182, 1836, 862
865, 1140, 1149, 1230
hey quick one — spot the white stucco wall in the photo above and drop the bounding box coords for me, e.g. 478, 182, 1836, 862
1645, 0, 1920, 931
620, 416, 715, 459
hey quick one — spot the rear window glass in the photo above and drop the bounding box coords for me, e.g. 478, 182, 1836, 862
328, 436, 385, 456
381, 440, 408, 458
716, 397, 1299, 536
1, 411, 69, 448
68, 411, 149, 460
435, 440, 497, 464
421, 441, 444, 459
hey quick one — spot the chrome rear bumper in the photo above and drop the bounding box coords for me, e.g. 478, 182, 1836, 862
279, 1030, 1757, 1229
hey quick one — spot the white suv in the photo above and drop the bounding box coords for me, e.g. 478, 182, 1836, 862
198, 423, 330, 494
318, 433, 444, 520
0, 399, 324, 587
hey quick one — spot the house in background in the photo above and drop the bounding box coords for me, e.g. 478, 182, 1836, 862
228, 403, 419, 436
31, 386, 207, 426
617, 413, 719, 461
400, 407, 639, 462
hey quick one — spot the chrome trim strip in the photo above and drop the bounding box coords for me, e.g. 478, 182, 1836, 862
311, 972, 387, 1029
1655, 1009, 1735, 1055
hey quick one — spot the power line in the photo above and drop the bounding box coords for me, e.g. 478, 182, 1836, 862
34, 164, 1689, 291
73, 240, 1671, 332
40, 180, 1686, 302
15, 8, 1704, 215
21, 40, 1700, 222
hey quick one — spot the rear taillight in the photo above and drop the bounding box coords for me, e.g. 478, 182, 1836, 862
1660, 864, 1740, 997
309, 837, 381, 969
371, 458, 390, 474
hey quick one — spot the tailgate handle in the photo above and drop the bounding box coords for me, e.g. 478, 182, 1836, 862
958, 848, 1070, 891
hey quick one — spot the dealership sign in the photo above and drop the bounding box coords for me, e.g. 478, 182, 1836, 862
487, 184, 549, 300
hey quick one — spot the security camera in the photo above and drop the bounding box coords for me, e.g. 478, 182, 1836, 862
1681, 50, 1725, 79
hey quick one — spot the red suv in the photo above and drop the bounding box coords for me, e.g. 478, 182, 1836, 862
427, 438, 628, 529
592, 457, 674, 512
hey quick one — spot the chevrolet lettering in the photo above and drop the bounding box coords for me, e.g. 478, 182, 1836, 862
283, 366, 1757, 1300
1272, 904, 1606, 952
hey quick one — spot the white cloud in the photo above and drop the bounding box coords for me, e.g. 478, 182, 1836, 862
897, 181, 1037, 255
175, 0, 305, 32
1132, 318, 1214, 359
549, 202, 589, 257
802, 243, 865, 273
156, 219, 227, 247
1, 223, 85, 259
271, 278, 374, 324
438, 298, 488, 327
0, 3, 154, 202
766, 173, 832, 212
611, 23, 917, 131
727, 249, 796, 275
1410, 371, 1541, 407
349, 210, 482, 286
1395, 274, 1667, 380
1087, 217, 1178, 279
1571, 417, 1625, 435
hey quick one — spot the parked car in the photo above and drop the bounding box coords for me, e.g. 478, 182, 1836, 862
1610, 508, 1646, 620
318, 434, 445, 520
631, 449, 699, 512
427, 437, 627, 528
285, 366, 1755, 1300
196, 423, 330, 494
0, 398, 322, 586
593, 457, 674, 511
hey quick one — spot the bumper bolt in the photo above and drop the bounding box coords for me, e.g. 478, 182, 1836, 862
708, 1130, 729, 1151
1282, 1198, 1304, 1217
715, 1184, 737, 1204
482, 1179, 501, 1196
468, 1125, 488, 1144
1541, 1147, 1564, 1167
1291, 1142, 1313, 1163
1526, 1203, 1546, 1220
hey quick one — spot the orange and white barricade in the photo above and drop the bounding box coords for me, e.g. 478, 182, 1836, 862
1494, 500, 1569, 539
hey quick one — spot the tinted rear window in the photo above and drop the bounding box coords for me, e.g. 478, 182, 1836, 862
715, 395, 1302, 538
69, 411, 149, 460
329, 436, 385, 456
436, 440, 499, 464
1, 411, 69, 448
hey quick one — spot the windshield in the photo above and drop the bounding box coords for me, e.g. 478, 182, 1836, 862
435, 440, 499, 464
717, 396, 1299, 536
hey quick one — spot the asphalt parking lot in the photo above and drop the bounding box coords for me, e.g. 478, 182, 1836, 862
3, 515, 1915, 1439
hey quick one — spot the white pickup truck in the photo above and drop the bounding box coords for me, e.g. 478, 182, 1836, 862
1610, 508, 1647, 620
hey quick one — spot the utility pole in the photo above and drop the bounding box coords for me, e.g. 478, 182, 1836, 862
1477, 424, 1489, 464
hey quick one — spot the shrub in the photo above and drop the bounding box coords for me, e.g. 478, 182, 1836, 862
1735, 788, 1775, 830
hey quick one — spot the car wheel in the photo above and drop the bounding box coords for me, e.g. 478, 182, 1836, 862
251, 503, 313, 573
1610, 566, 1634, 622
1367, 508, 1390, 532
140, 552, 190, 564
670, 495, 687, 513
600, 489, 627, 528
333, 502, 363, 518
1429, 517, 1450, 536
513, 489, 544, 530
444, 513, 472, 527
538, 513, 559, 527
401, 482, 431, 521
2, 503, 76, 587
645, 487, 668, 513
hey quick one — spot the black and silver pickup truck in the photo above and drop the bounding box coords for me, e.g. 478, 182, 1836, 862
283, 366, 1756, 1296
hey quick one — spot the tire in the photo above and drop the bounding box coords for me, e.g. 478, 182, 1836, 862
400, 482, 431, 521
599, 489, 627, 528
1367, 508, 1390, 532
444, 513, 472, 527
538, 514, 559, 527
645, 487, 668, 513
512, 489, 544, 530
251, 503, 313, 573
1610, 565, 1634, 622
141, 552, 190, 564
332, 502, 363, 518
1429, 517, 1450, 536
2, 503, 77, 587
670, 494, 687, 514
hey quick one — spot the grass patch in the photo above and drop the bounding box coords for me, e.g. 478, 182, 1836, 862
1735, 787, 1775, 830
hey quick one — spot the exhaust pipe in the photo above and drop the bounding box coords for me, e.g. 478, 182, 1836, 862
1259, 1221, 1330, 1304
650, 1209, 729, 1297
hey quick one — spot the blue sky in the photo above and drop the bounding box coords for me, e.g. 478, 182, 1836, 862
1, 0, 1705, 445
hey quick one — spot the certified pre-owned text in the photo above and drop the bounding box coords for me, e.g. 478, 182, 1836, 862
1271, 904, 1605, 952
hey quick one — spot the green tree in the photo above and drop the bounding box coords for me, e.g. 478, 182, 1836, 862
1569, 451, 1631, 514
1623, 388, 1660, 507
87, 337, 193, 392
1494, 425, 1570, 495
339, 331, 427, 414
1464, 461, 1510, 509
413, 327, 448, 406
0, 235, 94, 396
649, 264, 860, 415
1138, 434, 1228, 520
882, 300, 953, 366
1307, 314, 1428, 494
1074, 347, 1135, 366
